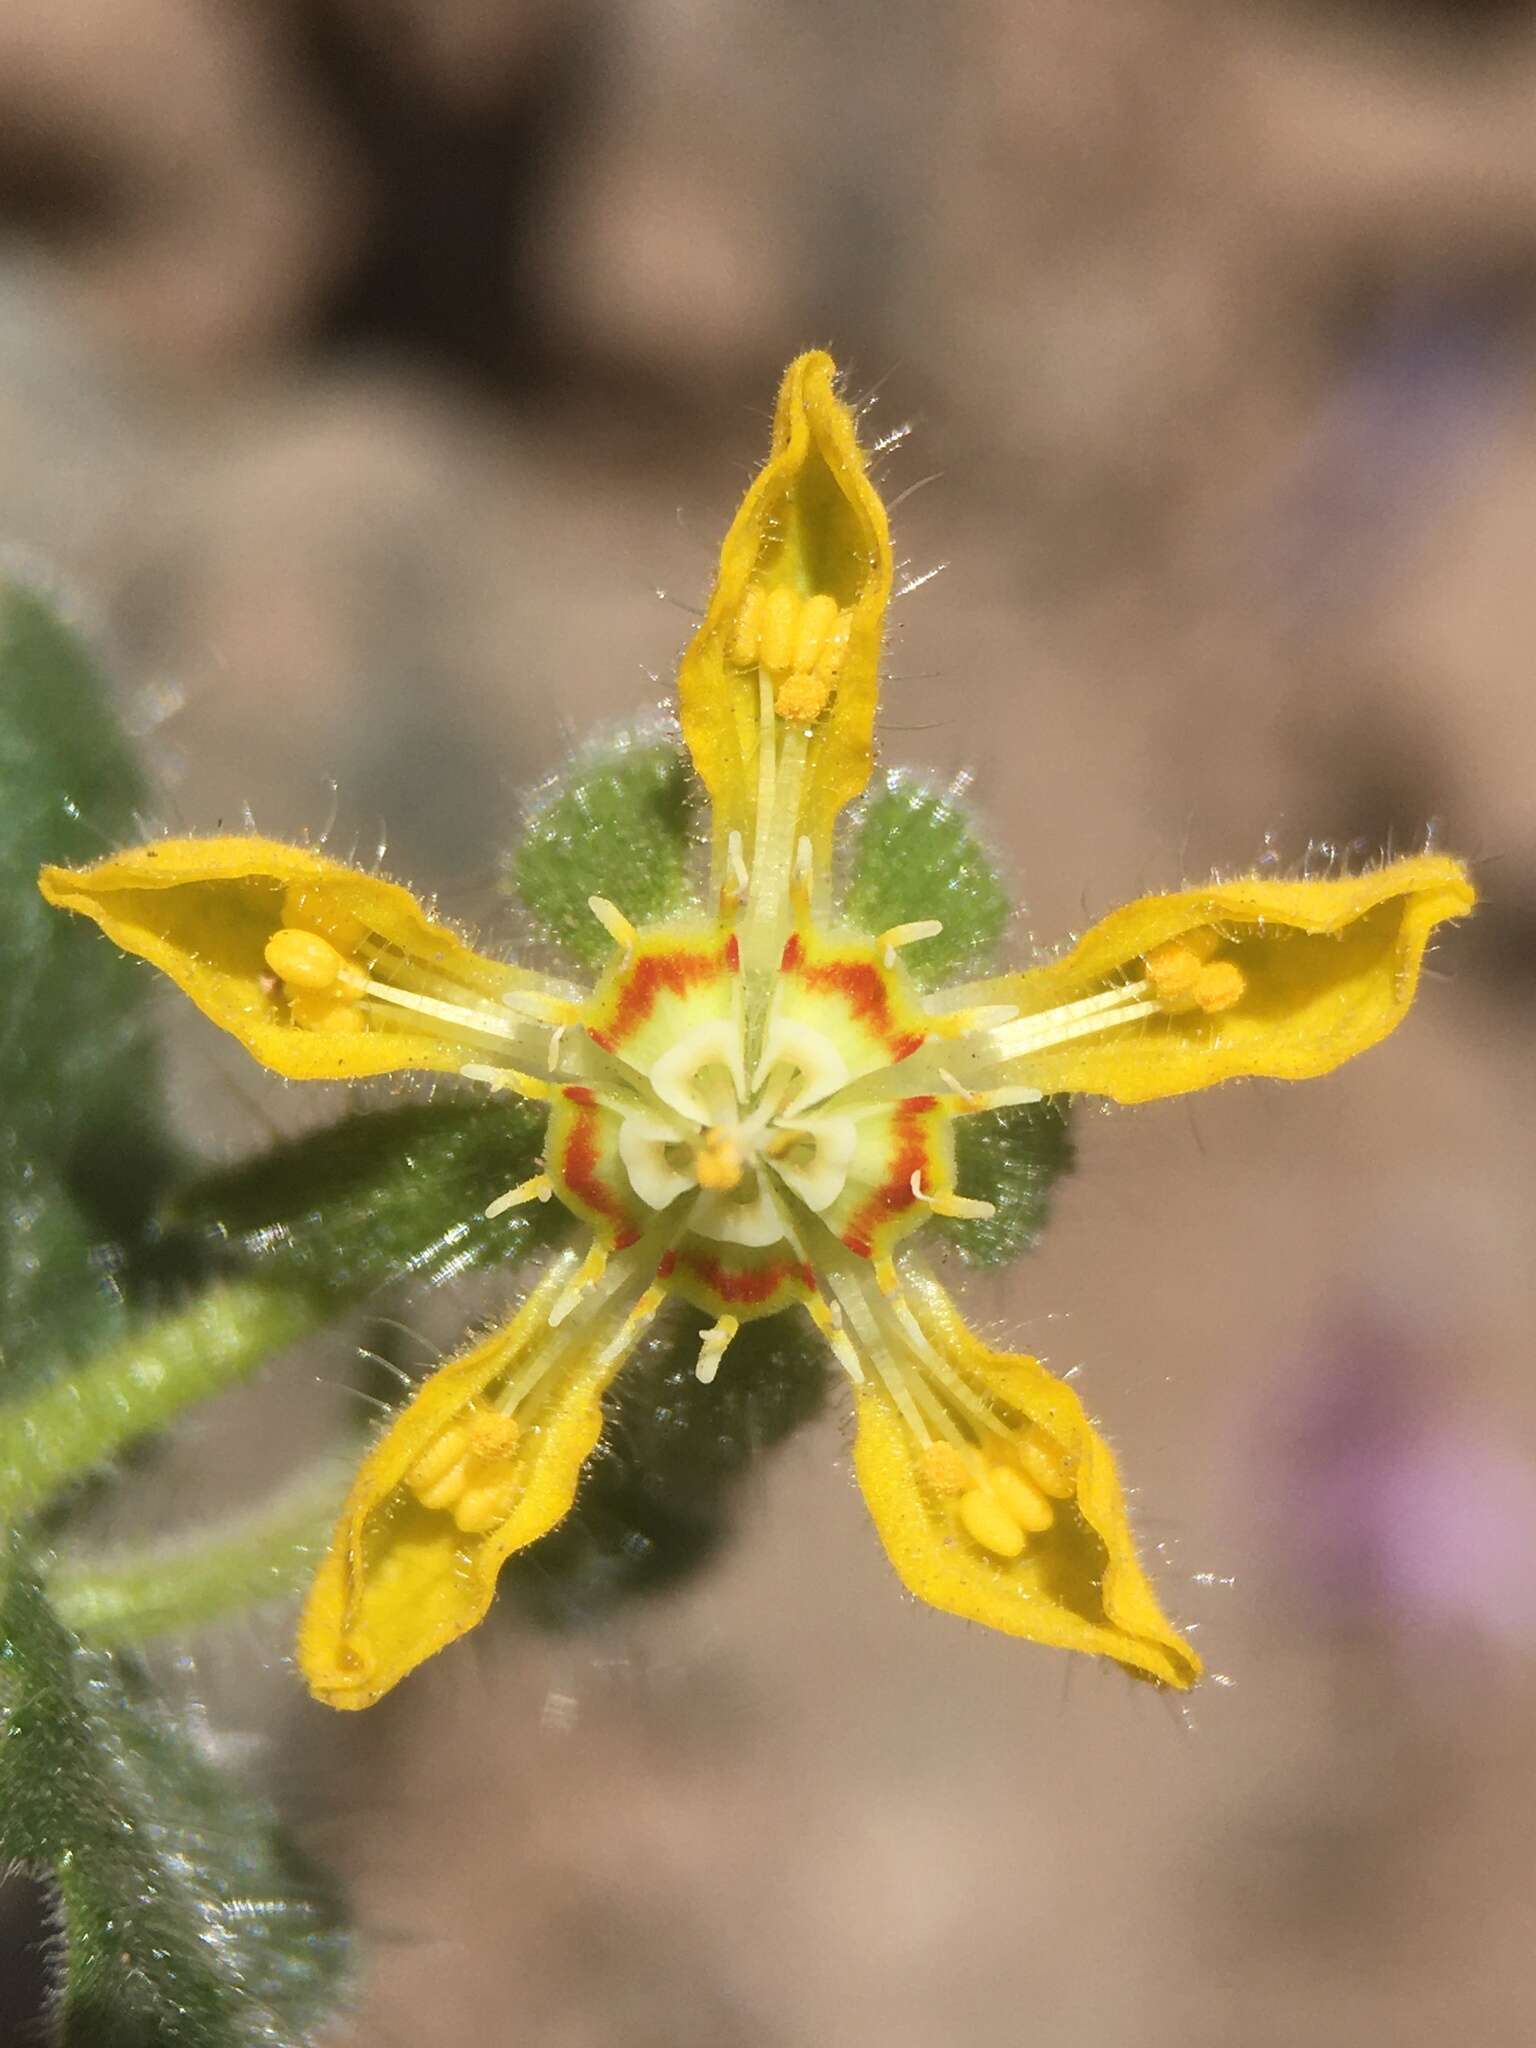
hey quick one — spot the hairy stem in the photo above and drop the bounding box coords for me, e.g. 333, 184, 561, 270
49, 1460, 346, 1645
0, 1279, 316, 1528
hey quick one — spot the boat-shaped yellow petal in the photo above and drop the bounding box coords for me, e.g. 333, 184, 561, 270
299, 1255, 656, 1708
677, 350, 893, 888
853, 1268, 1201, 1689
990, 854, 1475, 1104
40, 835, 547, 1082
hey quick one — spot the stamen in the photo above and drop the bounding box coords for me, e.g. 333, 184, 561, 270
459, 1062, 554, 1102
485, 1174, 553, 1219
694, 1313, 739, 1385
722, 829, 751, 915
359, 976, 530, 1043
982, 985, 1159, 1063
910, 1172, 996, 1222
264, 928, 366, 996
549, 1242, 610, 1328
588, 895, 637, 955
592, 1283, 666, 1372
987, 1463, 1054, 1533
1193, 959, 1245, 1013
917, 1442, 974, 1498
807, 1294, 865, 1384
957, 1487, 1026, 1559
790, 834, 814, 917
936, 1070, 1044, 1115
501, 990, 583, 1028
879, 919, 943, 967
928, 1002, 1020, 1041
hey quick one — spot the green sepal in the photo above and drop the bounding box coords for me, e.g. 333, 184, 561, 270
0, 1559, 349, 2046
507, 728, 699, 969
169, 1098, 571, 1307
0, 577, 176, 1390
506, 1305, 831, 1627
935, 1099, 1074, 1266
841, 773, 1011, 990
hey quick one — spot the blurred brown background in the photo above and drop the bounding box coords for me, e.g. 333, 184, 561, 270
2, 2, 1534, 2043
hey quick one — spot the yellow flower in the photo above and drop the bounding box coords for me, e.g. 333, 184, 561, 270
40, 351, 1475, 1708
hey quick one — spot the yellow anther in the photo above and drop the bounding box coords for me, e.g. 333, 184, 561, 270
1193, 959, 1245, 1014
588, 895, 637, 953
467, 1408, 521, 1461
264, 927, 362, 993
987, 1463, 1055, 1534
1017, 1431, 1074, 1501
485, 1174, 553, 1219
792, 591, 840, 674
452, 1473, 522, 1534
413, 1457, 472, 1514
774, 669, 834, 723
873, 1256, 900, 1298
695, 1127, 745, 1191
284, 988, 367, 1034
957, 1487, 1026, 1560
918, 1442, 974, 1498
760, 587, 800, 673
1142, 941, 1203, 1008
404, 1424, 471, 1497
730, 584, 766, 666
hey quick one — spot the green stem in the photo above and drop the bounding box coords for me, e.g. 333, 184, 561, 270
0, 1279, 316, 1528
49, 1460, 346, 1646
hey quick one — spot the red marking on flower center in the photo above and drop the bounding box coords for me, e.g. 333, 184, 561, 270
840, 1099, 935, 1260
725, 934, 740, 972
604, 944, 727, 1044
681, 1251, 814, 1306
797, 953, 925, 1060
780, 932, 804, 972
562, 1085, 597, 1106
558, 1102, 637, 1249
587, 1027, 617, 1054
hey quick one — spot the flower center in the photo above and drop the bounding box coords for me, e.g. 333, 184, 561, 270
613, 1011, 861, 1249
541, 925, 954, 1320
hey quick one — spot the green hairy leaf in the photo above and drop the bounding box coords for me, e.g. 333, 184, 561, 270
843, 773, 1012, 991
0, 1562, 348, 2047
508, 729, 699, 969
170, 1097, 572, 1305
0, 578, 176, 1390
938, 1099, 1075, 1266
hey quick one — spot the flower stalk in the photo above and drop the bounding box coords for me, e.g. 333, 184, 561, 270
0, 1278, 316, 1529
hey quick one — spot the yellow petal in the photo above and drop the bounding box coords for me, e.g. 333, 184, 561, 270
995, 854, 1475, 1104
299, 1255, 647, 1709
853, 1269, 1201, 1689
39, 835, 544, 1082
677, 351, 893, 881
